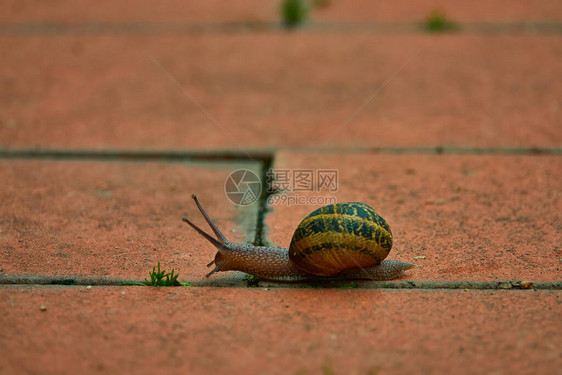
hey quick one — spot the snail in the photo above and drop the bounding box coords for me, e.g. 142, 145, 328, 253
182, 194, 416, 282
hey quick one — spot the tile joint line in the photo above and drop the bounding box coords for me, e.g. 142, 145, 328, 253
1, 147, 561, 162
0, 276, 560, 290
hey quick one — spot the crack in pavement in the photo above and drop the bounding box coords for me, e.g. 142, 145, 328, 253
1, 275, 561, 290
1, 21, 561, 35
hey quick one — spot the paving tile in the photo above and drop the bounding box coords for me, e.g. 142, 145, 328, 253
1, 0, 561, 24
1, 34, 560, 150
265, 151, 561, 282
311, 0, 562, 23
0, 286, 560, 375
0, 159, 261, 280
0, 0, 278, 24
1, 3, 560, 375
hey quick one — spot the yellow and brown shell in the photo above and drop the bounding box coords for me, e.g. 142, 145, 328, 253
288, 202, 393, 276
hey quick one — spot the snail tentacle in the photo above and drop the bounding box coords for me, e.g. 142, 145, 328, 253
191, 194, 228, 243
182, 216, 223, 249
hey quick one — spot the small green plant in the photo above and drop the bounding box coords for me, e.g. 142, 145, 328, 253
336, 283, 358, 289
281, 0, 309, 29
244, 274, 260, 287
423, 9, 459, 33
145, 262, 180, 287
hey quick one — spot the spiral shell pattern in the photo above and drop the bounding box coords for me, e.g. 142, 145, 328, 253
288, 202, 393, 276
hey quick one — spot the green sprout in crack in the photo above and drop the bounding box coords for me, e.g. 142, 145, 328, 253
335, 283, 358, 289
423, 9, 460, 33
244, 274, 261, 287
145, 262, 180, 287
281, 0, 309, 29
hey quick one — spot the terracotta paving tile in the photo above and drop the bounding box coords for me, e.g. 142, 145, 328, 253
0, 286, 560, 375
0, 0, 278, 24
1, 3, 560, 374
1, 34, 560, 150
265, 151, 562, 282
0, 159, 260, 280
1, 0, 561, 24
310, 0, 562, 23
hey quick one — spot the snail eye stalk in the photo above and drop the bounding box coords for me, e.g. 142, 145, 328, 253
191, 194, 228, 243
182, 217, 224, 249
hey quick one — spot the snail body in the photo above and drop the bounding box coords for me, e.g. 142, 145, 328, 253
182, 195, 415, 282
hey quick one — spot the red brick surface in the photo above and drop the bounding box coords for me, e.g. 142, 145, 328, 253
1, 286, 560, 375
2, 0, 561, 23
311, 0, 562, 23
0, 160, 260, 280
0, 0, 277, 24
1, 1, 561, 374
2, 34, 560, 150
266, 151, 562, 282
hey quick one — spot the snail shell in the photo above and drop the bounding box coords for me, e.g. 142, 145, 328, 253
289, 202, 393, 276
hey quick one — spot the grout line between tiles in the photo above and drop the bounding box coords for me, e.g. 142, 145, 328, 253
1, 21, 561, 35
0, 275, 561, 290
1, 147, 561, 162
